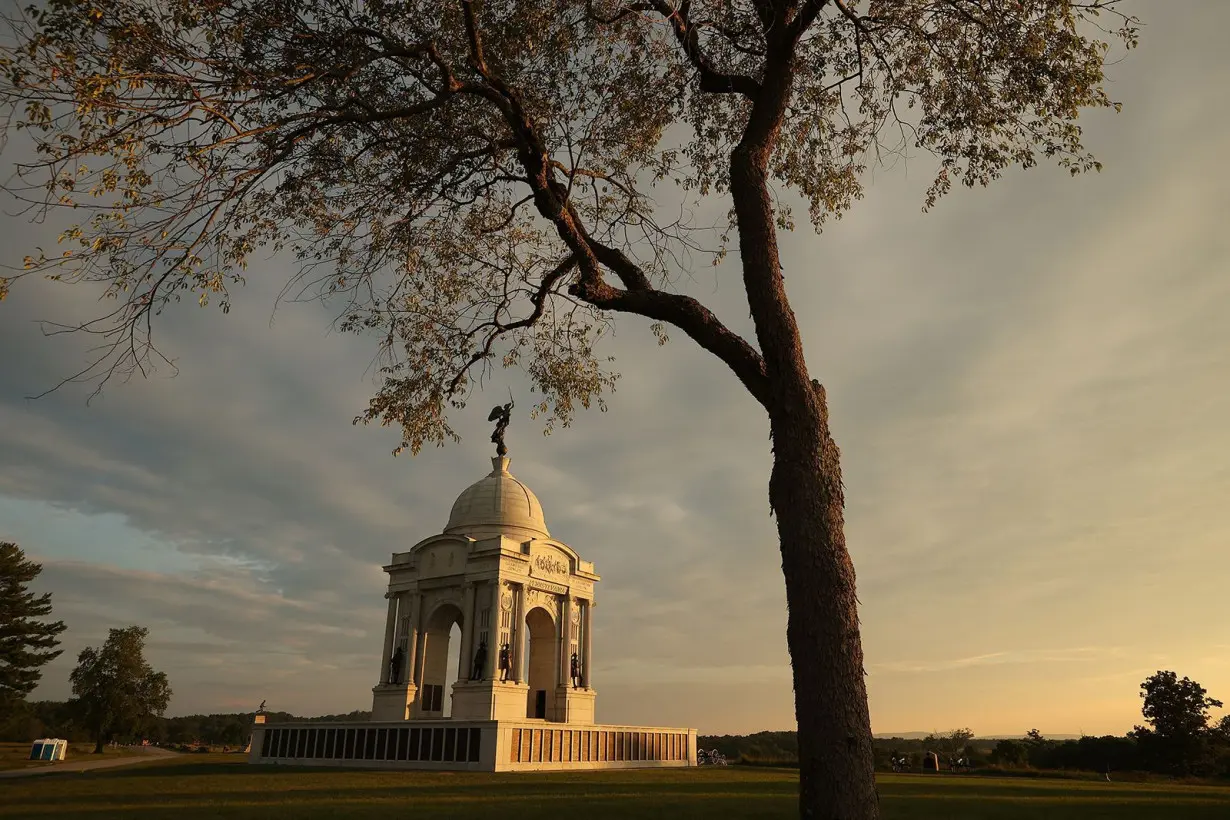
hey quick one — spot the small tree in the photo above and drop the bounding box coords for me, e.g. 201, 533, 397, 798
0, 542, 67, 713
69, 626, 172, 753
1131, 670, 1223, 776
1138, 671, 1223, 739
923, 727, 975, 760
989, 739, 1026, 767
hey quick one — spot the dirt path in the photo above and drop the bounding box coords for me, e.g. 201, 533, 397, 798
0, 746, 180, 779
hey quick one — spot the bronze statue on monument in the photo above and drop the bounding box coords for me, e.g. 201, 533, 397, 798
388, 645, 405, 684
488, 397, 514, 457
570, 652, 583, 689
498, 642, 513, 681
470, 639, 488, 681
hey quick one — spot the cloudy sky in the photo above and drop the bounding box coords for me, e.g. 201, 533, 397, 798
2, 2, 1228, 737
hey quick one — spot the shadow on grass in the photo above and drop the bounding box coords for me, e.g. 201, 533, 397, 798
879, 777, 1230, 803
5, 762, 1230, 820
0, 764, 800, 820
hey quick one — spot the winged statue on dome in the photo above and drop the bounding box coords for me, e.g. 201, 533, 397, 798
488, 394, 514, 457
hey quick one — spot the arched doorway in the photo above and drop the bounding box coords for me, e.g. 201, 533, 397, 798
524, 606, 557, 720
418, 603, 463, 718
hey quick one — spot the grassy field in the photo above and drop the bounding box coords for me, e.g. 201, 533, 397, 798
2, 755, 1229, 819
0, 742, 142, 772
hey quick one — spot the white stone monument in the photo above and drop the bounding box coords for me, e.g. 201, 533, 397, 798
249, 414, 696, 771
371, 453, 598, 726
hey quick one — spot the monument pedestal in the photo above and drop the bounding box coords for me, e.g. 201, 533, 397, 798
371, 683, 417, 721
451, 679, 530, 721
552, 686, 596, 724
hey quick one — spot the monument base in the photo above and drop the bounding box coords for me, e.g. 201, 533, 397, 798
552, 686, 596, 724
249, 718, 696, 772
450, 679, 529, 721
371, 683, 417, 721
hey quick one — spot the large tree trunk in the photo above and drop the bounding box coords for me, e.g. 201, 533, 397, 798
769, 387, 878, 819
726, 33, 878, 818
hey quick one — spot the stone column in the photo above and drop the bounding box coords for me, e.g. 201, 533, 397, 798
404, 593, 421, 684
582, 599, 594, 689
458, 582, 476, 681
413, 626, 428, 688
558, 595, 572, 688
483, 582, 500, 679
512, 584, 527, 683
377, 593, 398, 684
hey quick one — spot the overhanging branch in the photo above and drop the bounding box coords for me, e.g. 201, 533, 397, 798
571, 277, 769, 407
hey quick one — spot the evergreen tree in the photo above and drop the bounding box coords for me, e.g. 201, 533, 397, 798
0, 542, 67, 712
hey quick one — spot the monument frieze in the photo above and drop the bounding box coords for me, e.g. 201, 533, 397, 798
530, 554, 569, 578
526, 578, 569, 596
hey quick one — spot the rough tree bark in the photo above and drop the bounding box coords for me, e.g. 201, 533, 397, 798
727, 18, 877, 819
769, 392, 875, 819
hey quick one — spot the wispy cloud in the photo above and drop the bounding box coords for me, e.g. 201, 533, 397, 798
873, 647, 1127, 675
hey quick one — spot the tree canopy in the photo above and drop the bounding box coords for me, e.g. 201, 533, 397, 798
68, 625, 172, 753
1132, 670, 1224, 777
0, 541, 67, 711
0, 0, 1138, 442
1138, 670, 1223, 740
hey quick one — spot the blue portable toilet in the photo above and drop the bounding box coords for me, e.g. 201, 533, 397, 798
29, 738, 68, 762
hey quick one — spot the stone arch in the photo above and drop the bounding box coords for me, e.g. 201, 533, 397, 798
524, 605, 557, 719
418, 601, 464, 718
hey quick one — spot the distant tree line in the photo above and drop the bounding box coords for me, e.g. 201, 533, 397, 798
0, 702, 373, 747
702, 672, 1230, 780
699, 729, 993, 770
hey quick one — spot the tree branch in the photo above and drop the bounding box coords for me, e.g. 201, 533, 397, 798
787, 0, 832, 41
586, 1, 762, 96
570, 277, 768, 406
446, 255, 578, 397
456, 3, 767, 404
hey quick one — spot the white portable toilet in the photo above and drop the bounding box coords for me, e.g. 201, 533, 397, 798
29, 738, 68, 761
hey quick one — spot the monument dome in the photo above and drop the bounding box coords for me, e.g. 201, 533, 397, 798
444, 456, 550, 539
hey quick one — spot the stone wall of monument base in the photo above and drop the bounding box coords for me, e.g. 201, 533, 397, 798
248, 720, 696, 772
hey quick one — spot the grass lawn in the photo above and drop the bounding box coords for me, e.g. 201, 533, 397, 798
0, 742, 143, 772
2, 755, 1229, 819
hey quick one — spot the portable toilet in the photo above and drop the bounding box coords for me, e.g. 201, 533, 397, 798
28, 738, 68, 761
